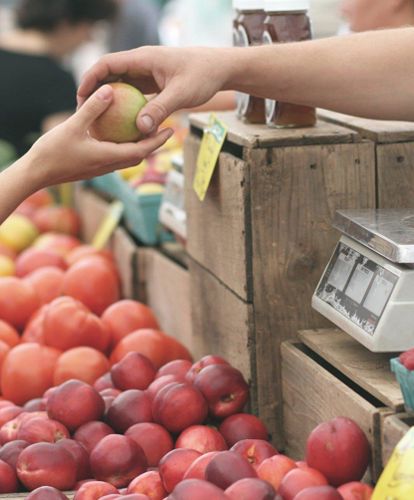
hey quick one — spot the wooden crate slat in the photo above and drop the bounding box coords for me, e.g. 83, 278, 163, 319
189, 111, 358, 148
299, 329, 404, 411
381, 413, 414, 467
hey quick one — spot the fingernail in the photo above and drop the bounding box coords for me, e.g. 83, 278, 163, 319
96, 84, 113, 101
140, 115, 155, 133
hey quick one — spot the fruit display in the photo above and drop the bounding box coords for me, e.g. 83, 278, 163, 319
391, 349, 414, 412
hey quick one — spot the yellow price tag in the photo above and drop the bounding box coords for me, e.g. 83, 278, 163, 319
92, 201, 124, 250
193, 114, 228, 201
373, 426, 414, 499
58, 183, 73, 207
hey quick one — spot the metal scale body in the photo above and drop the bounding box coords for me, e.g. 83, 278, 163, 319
312, 209, 414, 352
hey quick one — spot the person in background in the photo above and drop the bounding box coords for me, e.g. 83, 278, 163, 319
0, 0, 116, 156
340, 0, 414, 32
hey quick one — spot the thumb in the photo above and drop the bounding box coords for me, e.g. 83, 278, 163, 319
73, 84, 114, 129
137, 85, 182, 134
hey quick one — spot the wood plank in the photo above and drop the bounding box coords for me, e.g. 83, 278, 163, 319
189, 111, 358, 149
250, 141, 376, 445
377, 142, 414, 208
299, 329, 404, 411
74, 186, 109, 244
282, 341, 386, 480
319, 109, 414, 143
185, 134, 252, 301
140, 248, 193, 352
112, 227, 137, 299
188, 257, 255, 402
381, 413, 414, 467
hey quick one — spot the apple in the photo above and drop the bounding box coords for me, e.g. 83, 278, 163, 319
33, 233, 81, 256
17, 416, 69, 443
337, 482, 374, 499
225, 478, 277, 499
24, 266, 65, 305
66, 245, 115, 267
0, 439, 30, 468
257, 454, 297, 490
183, 451, 221, 481
125, 422, 173, 467
156, 360, 192, 380
25, 486, 69, 499
46, 379, 105, 431
94, 373, 114, 392
16, 442, 77, 490
111, 352, 156, 391
89, 83, 147, 143
231, 439, 278, 470
73, 421, 114, 454
219, 413, 269, 447
127, 470, 167, 500
15, 248, 67, 277
159, 448, 202, 493
90, 434, 147, 488
0, 458, 18, 493
168, 479, 228, 500
176, 425, 228, 454
294, 485, 343, 499
194, 364, 249, 418
146, 375, 181, 401
32, 206, 80, 236
56, 438, 90, 481
152, 382, 208, 433
106, 390, 153, 433
306, 417, 371, 486
73, 480, 119, 500
278, 467, 329, 500
185, 355, 230, 384
205, 450, 257, 489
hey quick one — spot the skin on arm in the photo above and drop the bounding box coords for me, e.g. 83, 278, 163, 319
0, 85, 173, 225
77, 27, 414, 134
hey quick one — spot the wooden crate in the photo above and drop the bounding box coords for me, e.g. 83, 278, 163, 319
282, 329, 405, 480
319, 110, 414, 208
381, 413, 414, 468
185, 111, 376, 444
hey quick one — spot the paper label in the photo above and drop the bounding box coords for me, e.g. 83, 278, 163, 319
92, 201, 124, 250
193, 114, 228, 202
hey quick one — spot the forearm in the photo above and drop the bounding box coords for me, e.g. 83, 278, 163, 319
225, 28, 414, 121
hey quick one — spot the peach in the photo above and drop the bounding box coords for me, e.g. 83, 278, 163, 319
73, 480, 119, 500
159, 448, 202, 493
73, 421, 114, 454
46, 379, 105, 431
17, 416, 69, 443
205, 450, 257, 490
183, 451, 221, 481
125, 422, 173, 467
56, 438, 91, 481
26, 486, 69, 499
111, 352, 156, 391
185, 355, 230, 384
89, 83, 147, 143
278, 467, 329, 500
106, 390, 153, 433
337, 481, 374, 499
0, 458, 18, 493
231, 439, 278, 470
168, 479, 228, 500
16, 442, 77, 490
219, 413, 269, 447
15, 248, 67, 277
257, 454, 297, 490
152, 383, 208, 433
176, 425, 227, 454
225, 478, 277, 499
0, 439, 30, 468
127, 470, 167, 499
156, 360, 192, 380
194, 364, 249, 419
90, 434, 147, 488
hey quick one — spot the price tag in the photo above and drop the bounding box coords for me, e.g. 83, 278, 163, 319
92, 201, 124, 250
193, 114, 228, 202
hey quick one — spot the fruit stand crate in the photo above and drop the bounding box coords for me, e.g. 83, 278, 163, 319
282, 328, 405, 481
381, 413, 414, 468
319, 110, 414, 208
184, 111, 376, 445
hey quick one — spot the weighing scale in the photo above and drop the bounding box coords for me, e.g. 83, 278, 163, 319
312, 209, 414, 352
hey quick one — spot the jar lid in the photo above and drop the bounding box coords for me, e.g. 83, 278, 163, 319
264, 0, 310, 11
233, 0, 265, 10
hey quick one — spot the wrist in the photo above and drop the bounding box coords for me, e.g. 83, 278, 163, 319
9, 150, 44, 196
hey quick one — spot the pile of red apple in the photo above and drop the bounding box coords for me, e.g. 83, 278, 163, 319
0, 350, 374, 500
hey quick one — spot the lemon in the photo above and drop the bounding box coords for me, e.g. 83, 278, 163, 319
0, 214, 39, 252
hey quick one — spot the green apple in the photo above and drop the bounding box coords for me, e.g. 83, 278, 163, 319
90, 82, 147, 143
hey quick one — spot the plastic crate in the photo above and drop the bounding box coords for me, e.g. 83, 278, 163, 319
391, 357, 414, 412
87, 172, 123, 200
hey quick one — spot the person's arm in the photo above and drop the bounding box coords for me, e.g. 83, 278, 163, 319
0, 85, 173, 224
78, 28, 414, 136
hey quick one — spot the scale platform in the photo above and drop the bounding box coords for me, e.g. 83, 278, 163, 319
312, 209, 414, 352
